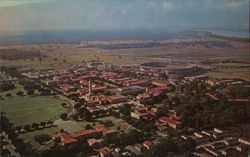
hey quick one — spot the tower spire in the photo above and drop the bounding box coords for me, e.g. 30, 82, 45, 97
89, 79, 92, 95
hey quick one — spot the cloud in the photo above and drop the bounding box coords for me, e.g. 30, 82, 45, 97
205, 0, 250, 9
0, 0, 249, 34
226, 0, 249, 8
162, 1, 175, 12
0, 0, 58, 8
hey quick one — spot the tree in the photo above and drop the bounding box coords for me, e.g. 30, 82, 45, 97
5, 93, 12, 97
0, 81, 15, 91
101, 120, 114, 127
16, 91, 24, 97
31, 123, 39, 129
39, 57, 42, 63
34, 134, 51, 144
78, 99, 86, 105
47, 121, 53, 125
61, 103, 67, 107
146, 137, 178, 157
127, 129, 143, 143
27, 90, 34, 95
78, 108, 92, 120
0, 148, 10, 156
0, 114, 12, 131
60, 113, 68, 120
54, 58, 58, 61
40, 88, 51, 96
85, 124, 91, 130
40, 121, 46, 126
15, 126, 23, 132
13, 138, 32, 156
177, 138, 196, 153
23, 125, 31, 131
143, 123, 155, 133
74, 103, 81, 110
103, 89, 112, 96
161, 98, 171, 105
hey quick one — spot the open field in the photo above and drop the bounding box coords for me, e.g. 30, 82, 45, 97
54, 119, 84, 134
0, 96, 66, 125
1, 39, 249, 68
53, 116, 133, 135
1, 49, 248, 69
19, 127, 58, 149
0, 83, 26, 97
1, 40, 249, 81
97, 116, 134, 132
206, 68, 250, 81
76, 121, 94, 129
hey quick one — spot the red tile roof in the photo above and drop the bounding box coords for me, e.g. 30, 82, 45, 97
156, 124, 167, 131
239, 136, 250, 143
93, 86, 106, 92
80, 79, 89, 84
129, 80, 147, 86
105, 129, 118, 135
78, 88, 88, 94
99, 148, 109, 156
55, 132, 77, 145
159, 116, 181, 125
106, 95, 127, 101
151, 86, 170, 92
93, 124, 118, 135
206, 92, 219, 101
152, 80, 170, 86
61, 84, 74, 89
236, 144, 249, 150
86, 100, 99, 106
143, 140, 154, 148
93, 124, 108, 132
71, 129, 99, 138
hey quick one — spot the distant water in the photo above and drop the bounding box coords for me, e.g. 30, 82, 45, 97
0, 30, 207, 45
208, 30, 249, 38
0, 29, 249, 45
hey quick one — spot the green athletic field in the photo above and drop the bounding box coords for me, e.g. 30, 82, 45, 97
0, 96, 66, 126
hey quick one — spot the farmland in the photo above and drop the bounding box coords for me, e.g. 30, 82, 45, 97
1, 38, 249, 82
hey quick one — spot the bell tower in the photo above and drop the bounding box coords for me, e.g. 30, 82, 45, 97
88, 79, 92, 95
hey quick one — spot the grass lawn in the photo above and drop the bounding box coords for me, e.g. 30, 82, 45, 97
75, 116, 134, 132
76, 121, 94, 129
19, 127, 58, 149
0, 96, 67, 126
97, 116, 133, 132
54, 119, 84, 134
0, 83, 26, 97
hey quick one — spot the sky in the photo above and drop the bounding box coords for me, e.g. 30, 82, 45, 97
0, 0, 249, 35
